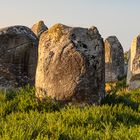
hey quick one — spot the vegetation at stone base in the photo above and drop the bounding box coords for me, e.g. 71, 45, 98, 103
124, 50, 129, 64
0, 83, 140, 140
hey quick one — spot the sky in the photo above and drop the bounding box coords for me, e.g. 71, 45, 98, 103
0, 0, 140, 51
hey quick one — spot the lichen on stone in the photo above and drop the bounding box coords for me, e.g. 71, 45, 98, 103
47, 24, 69, 42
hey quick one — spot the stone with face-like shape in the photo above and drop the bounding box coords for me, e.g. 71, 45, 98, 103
35, 23, 105, 105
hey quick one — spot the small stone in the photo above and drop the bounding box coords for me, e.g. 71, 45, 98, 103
31, 20, 48, 38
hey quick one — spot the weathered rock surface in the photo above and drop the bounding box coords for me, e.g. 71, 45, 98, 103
127, 35, 140, 89
31, 21, 48, 38
0, 25, 38, 88
105, 36, 125, 82
35, 24, 105, 105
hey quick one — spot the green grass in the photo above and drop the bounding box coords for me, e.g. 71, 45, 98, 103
0, 83, 140, 140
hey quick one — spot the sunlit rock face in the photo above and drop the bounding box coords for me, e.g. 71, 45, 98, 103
105, 36, 125, 82
31, 20, 48, 38
35, 23, 105, 105
0, 25, 38, 88
127, 35, 140, 89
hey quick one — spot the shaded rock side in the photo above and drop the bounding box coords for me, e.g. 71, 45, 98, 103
127, 35, 140, 89
35, 23, 105, 105
31, 20, 48, 38
105, 36, 125, 82
124, 50, 129, 77
0, 25, 38, 88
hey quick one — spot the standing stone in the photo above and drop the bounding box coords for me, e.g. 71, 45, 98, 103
105, 36, 125, 82
35, 23, 105, 105
0, 25, 38, 88
127, 35, 140, 89
31, 20, 48, 38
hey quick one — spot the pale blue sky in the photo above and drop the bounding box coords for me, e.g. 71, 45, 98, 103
0, 0, 140, 51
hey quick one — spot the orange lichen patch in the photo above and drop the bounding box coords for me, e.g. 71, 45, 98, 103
105, 82, 117, 93
48, 24, 67, 33
47, 24, 68, 42
105, 83, 111, 93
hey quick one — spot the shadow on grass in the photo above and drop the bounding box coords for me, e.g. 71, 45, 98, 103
101, 93, 139, 111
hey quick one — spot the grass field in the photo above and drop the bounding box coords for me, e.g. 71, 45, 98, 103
0, 80, 140, 140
